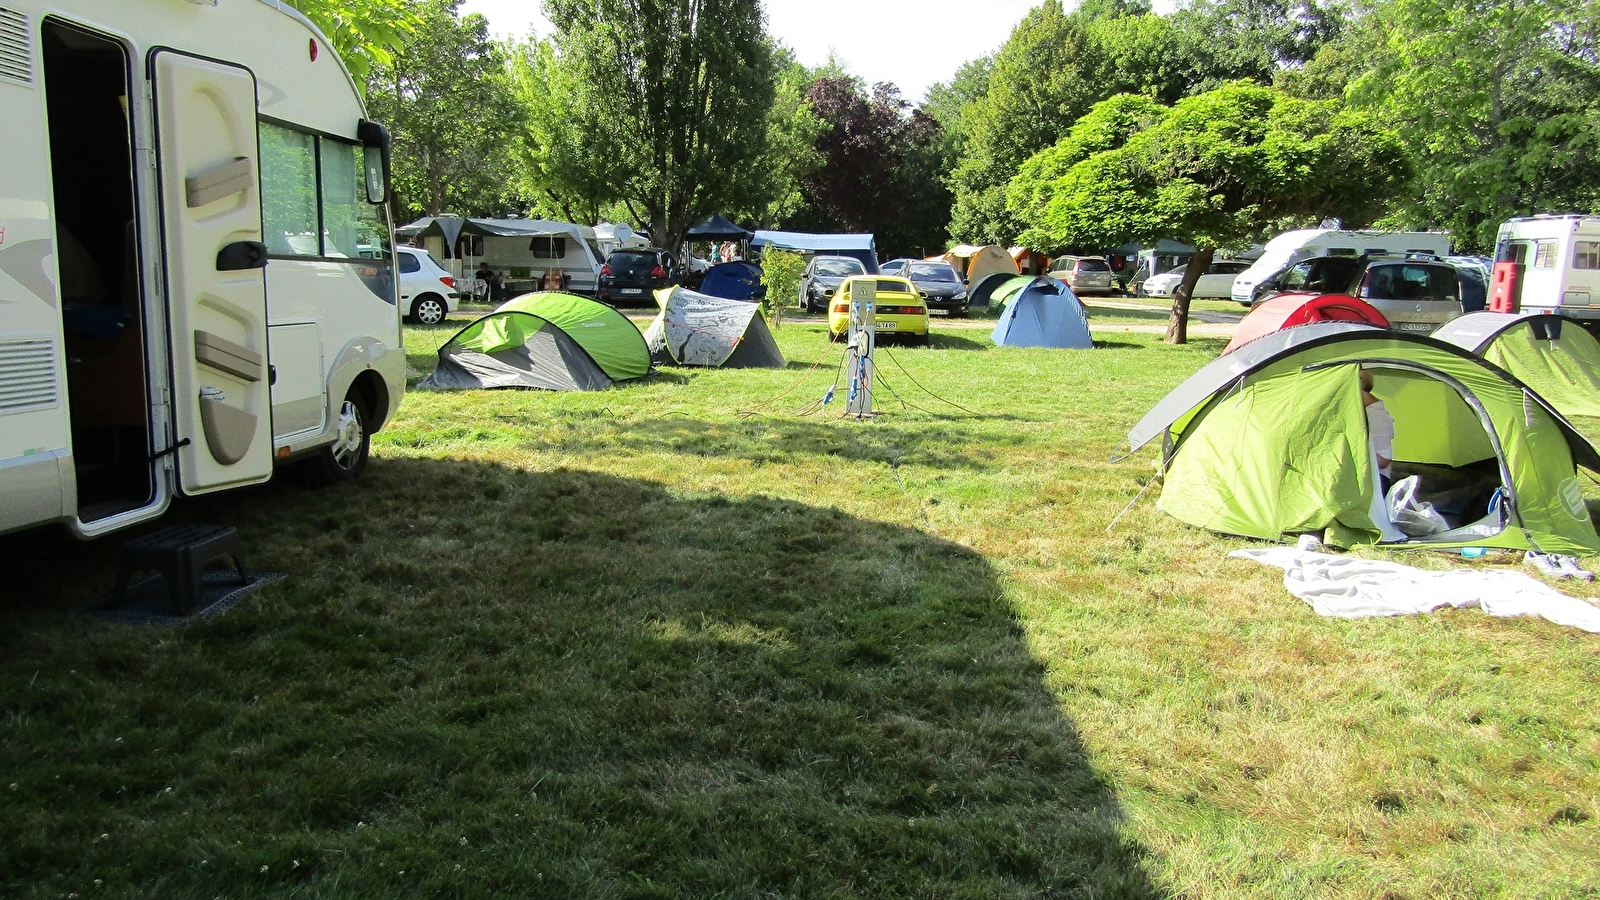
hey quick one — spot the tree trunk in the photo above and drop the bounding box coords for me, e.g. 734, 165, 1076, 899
1164, 247, 1213, 345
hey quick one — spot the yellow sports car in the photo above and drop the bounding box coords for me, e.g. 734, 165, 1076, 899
827, 276, 930, 345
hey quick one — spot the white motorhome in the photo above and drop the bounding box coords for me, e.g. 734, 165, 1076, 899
1490, 215, 1600, 319
399, 216, 606, 297
1, 0, 406, 539
1231, 229, 1453, 305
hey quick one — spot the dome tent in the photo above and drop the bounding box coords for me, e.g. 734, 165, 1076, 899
991, 277, 1093, 349
643, 287, 785, 368
418, 292, 651, 391
1432, 312, 1600, 419
1129, 324, 1600, 554
1223, 293, 1390, 355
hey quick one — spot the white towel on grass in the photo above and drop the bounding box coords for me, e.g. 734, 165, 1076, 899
1230, 547, 1600, 633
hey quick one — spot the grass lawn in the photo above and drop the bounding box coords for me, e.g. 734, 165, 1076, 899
2, 313, 1598, 899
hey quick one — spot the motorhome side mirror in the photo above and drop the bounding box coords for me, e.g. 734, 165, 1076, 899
357, 119, 391, 205
362, 145, 386, 204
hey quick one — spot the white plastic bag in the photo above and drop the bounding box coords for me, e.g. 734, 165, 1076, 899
1387, 475, 1450, 536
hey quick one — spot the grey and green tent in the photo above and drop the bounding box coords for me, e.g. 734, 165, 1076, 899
1432, 312, 1600, 419
1128, 323, 1600, 554
418, 292, 651, 391
642, 286, 785, 368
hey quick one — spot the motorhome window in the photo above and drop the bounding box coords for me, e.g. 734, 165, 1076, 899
319, 138, 387, 259
531, 236, 566, 258
1574, 241, 1600, 270
1534, 241, 1559, 268
259, 123, 319, 256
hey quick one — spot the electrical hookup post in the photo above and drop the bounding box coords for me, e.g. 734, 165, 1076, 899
845, 280, 877, 419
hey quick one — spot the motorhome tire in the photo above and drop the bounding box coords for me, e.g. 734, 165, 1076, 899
311, 391, 370, 484
409, 294, 446, 325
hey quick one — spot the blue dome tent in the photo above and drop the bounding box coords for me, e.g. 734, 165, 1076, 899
991, 277, 1093, 349
699, 261, 765, 301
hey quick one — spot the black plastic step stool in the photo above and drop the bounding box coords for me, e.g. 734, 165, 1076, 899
112, 524, 248, 614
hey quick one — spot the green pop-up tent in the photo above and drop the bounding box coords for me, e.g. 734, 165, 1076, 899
1432, 312, 1600, 419
418, 292, 651, 391
1128, 323, 1600, 554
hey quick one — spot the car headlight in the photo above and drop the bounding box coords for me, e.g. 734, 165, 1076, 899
953, 290, 967, 300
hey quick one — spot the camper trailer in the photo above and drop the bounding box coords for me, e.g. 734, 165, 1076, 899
1, 0, 406, 539
1489, 215, 1600, 319
399, 217, 606, 297
1232, 229, 1453, 305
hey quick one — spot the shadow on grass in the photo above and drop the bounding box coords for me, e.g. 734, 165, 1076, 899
0, 460, 1163, 899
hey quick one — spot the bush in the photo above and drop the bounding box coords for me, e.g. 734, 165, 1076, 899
760, 249, 806, 326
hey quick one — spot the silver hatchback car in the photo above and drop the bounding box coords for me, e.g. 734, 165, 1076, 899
1047, 255, 1116, 295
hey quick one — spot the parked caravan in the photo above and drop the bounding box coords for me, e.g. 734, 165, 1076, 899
398, 216, 606, 297
1, 0, 406, 539
1232, 229, 1453, 305
1488, 215, 1600, 320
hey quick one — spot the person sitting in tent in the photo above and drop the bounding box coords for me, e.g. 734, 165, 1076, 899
1362, 368, 1394, 495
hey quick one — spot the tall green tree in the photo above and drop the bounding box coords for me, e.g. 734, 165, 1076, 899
283, 0, 420, 84
1349, 0, 1600, 249
1009, 81, 1409, 343
363, 0, 521, 220
742, 57, 825, 228
507, 37, 627, 224
544, 0, 776, 251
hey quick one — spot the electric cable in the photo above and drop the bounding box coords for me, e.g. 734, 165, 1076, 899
878, 346, 983, 416
737, 345, 842, 418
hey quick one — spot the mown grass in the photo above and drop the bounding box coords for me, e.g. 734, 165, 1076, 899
2, 313, 1597, 899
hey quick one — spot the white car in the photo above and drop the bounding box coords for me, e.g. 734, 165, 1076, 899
398, 247, 460, 325
1142, 259, 1253, 299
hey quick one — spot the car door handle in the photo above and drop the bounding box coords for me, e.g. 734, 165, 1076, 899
217, 240, 268, 271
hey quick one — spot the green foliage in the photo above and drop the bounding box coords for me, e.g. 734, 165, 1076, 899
542, 0, 777, 251
506, 38, 626, 224
283, 0, 420, 85
744, 63, 826, 229
362, 0, 521, 220
1348, 0, 1600, 250
1009, 81, 1409, 341
1010, 82, 1409, 252
759, 248, 806, 325
948, 0, 1347, 246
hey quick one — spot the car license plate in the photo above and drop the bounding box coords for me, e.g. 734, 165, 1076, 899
1395, 322, 1433, 333
621, 288, 642, 295
928, 308, 949, 316
878, 321, 896, 329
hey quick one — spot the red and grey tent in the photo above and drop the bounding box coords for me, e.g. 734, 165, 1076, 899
1224, 293, 1390, 355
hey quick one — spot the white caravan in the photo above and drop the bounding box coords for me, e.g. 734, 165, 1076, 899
1, 0, 406, 539
1231, 228, 1453, 305
399, 216, 606, 296
1490, 215, 1600, 319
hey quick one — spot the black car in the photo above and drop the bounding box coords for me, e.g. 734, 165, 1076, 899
799, 255, 867, 312
598, 248, 677, 306
900, 260, 969, 316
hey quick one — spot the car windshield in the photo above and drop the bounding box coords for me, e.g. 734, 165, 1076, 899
1076, 258, 1110, 272
1162, 265, 1188, 279
907, 262, 959, 282
815, 258, 865, 276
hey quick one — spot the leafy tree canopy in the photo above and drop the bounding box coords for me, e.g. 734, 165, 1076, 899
1009, 81, 1409, 341
284, 0, 420, 84
363, 0, 520, 220
544, 0, 776, 251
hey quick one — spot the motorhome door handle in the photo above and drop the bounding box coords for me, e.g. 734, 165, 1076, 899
217, 240, 268, 271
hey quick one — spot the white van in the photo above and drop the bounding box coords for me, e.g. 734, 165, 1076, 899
1231, 229, 1453, 305
1, 0, 406, 539
1490, 215, 1600, 319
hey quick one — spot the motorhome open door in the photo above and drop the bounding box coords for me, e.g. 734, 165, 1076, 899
152, 51, 273, 495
